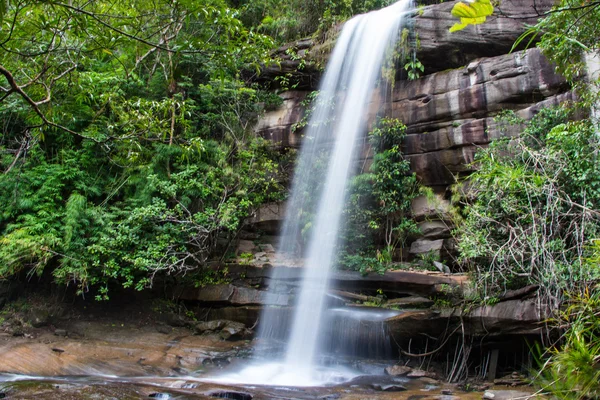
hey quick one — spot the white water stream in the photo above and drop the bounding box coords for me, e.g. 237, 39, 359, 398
213, 0, 414, 387
585, 51, 600, 128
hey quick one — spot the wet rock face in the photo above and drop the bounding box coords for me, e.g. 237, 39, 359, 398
255, 93, 306, 149
252, 0, 570, 256
390, 48, 569, 186
251, 0, 557, 90
385, 299, 544, 340
181, 284, 290, 307
415, 0, 557, 74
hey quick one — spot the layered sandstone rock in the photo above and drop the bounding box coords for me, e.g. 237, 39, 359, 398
385, 298, 545, 340
252, 0, 557, 90
253, 47, 571, 260
389, 48, 570, 186
415, 0, 557, 73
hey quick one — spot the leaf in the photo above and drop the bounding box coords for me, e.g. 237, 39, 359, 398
511, 25, 540, 53
0, 0, 6, 21
449, 0, 494, 32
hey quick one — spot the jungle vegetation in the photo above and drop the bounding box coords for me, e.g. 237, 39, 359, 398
0, 0, 420, 297
452, 0, 600, 396
0, 0, 599, 393
0, 0, 290, 298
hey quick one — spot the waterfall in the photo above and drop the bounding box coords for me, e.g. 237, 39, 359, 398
280, 0, 413, 373
213, 0, 414, 386
585, 51, 600, 127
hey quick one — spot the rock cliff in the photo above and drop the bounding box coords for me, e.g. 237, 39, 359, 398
252, 0, 568, 261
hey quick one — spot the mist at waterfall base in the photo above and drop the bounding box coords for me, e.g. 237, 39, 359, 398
209, 0, 414, 387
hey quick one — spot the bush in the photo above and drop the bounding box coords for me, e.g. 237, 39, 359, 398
453, 108, 600, 307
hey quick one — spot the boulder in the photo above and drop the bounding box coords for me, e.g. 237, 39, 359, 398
195, 320, 226, 334
433, 261, 451, 274
192, 284, 235, 303
409, 239, 445, 255
258, 243, 276, 254
419, 221, 451, 239
27, 308, 50, 328
384, 365, 412, 376
371, 383, 408, 392
194, 320, 249, 340
407, 369, 438, 379
236, 240, 256, 255
219, 321, 248, 340
246, 202, 287, 234
483, 390, 536, 400
411, 195, 451, 220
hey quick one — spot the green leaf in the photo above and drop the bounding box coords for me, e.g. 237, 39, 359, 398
0, 0, 6, 21
449, 0, 494, 32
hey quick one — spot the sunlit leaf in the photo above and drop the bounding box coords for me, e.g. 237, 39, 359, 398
449, 0, 494, 32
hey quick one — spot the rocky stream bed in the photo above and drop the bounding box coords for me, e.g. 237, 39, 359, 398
0, 321, 540, 400
0, 285, 544, 399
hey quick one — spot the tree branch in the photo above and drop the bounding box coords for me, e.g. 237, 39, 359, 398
0, 63, 97, 140
52, 2, 177, 53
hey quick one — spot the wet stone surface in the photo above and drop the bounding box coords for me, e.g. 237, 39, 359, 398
0, 307, 539, 399
0, 374, 530, 400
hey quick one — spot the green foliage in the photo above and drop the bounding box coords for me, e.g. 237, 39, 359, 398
512, 1, 600, 105
404, 59, 425, 80
454, 106, 600, 307
238, 0, 396, 43
341, 118, 419, 273
417, 250, 441, 271
341, 253, 381, 275
292, 90, 336, 133
457, 4, 600, 388
535, 285, 600, 399
449, 0, 494, 33
238, 252, 254, 265
0, 0, 287, 296
381, 27, 422, 84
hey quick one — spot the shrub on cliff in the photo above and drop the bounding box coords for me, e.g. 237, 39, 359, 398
341, 118, 419, 274
453, 107, 600, 308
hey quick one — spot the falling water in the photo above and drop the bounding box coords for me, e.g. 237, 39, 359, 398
585, 51, 600, 127
279, 0, 413, 374
213, 0, 414, 386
